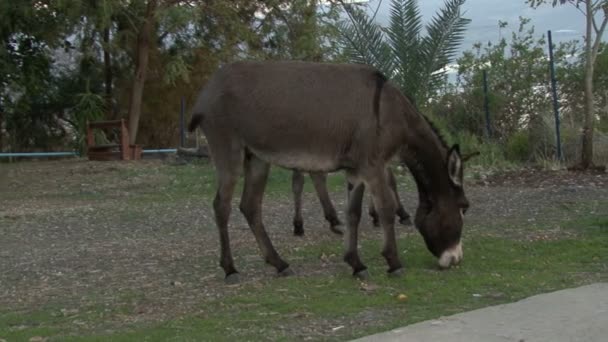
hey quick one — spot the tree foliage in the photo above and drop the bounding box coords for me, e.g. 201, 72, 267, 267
454, 18, 553, 139
0, 0, 344, 151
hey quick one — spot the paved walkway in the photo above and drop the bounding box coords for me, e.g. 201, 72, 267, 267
353, 283, 608, 342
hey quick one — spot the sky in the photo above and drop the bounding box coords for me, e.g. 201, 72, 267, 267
366, 0, 589, 54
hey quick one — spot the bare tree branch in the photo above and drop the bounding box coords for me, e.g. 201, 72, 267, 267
592, 12, 600, 33
569, 0, 589, 16
370, 0, 384, 22
335, 0, 367, 47
591, 14, 608, 64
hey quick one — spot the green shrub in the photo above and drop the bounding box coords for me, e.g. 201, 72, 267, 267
506, 130, 530, 162
456, 132, 510, 167
425, 113, 511, 168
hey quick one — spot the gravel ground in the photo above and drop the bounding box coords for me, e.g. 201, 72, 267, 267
1, 159, 606, 333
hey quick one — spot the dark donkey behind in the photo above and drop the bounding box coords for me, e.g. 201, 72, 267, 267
290, 168, 411, 236
189, 61, 471, 283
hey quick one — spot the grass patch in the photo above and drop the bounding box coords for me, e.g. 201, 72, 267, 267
2, 219, 605, 341
1, 160, 605, 341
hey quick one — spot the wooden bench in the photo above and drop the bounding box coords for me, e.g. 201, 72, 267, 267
86, 119, 142, 161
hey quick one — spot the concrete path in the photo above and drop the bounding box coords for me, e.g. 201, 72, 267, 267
353, 283, 608, 342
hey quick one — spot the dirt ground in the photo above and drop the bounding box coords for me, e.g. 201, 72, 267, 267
0, 159, 606, 336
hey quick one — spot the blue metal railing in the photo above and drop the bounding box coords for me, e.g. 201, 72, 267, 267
0, 152, 80, 158
1, 149, 178, 158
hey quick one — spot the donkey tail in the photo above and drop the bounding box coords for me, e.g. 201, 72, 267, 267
188, 113, 204, 132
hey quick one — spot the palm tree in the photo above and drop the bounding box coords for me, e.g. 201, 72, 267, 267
336, 0, 470, 107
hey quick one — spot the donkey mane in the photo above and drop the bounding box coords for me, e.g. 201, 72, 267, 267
420, 114, 449, 151
402, 92, 449, 151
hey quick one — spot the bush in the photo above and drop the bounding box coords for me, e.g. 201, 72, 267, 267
425, 113, 510, 168
528, 110, 558, 161
506, 130, 530, 162
455, 132, 510, 167
562, 125, 608, 167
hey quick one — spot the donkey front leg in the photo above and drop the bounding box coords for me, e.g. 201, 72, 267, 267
343, 178, 368, 279
365, 167, 403, 276
240, 154, 292, 276
310, 172, 343, 235
292, 170, 305, 236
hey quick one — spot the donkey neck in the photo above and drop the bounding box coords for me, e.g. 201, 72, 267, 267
400, 113, 450, 200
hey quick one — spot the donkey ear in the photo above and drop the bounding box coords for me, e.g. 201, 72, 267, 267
447, 144, 463, 187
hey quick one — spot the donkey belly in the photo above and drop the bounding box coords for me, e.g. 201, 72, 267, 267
232, 109, 357, 172
248, 147, 342, 172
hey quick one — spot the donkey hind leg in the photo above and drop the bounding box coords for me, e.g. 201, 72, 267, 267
240, 154, 292, 276
369, 168, 411, 226
292, 170, 305, 236
310, 172, 343, 235
210, 147, 242, 284
387, 168, 412, 225
365, 167, 404, 276
343, 177, 368, 279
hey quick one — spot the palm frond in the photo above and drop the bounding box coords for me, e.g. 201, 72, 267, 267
336, 5, 394, 75
420, 0, 470, 99
336, 0, 470, 105
386, 0, 423, 100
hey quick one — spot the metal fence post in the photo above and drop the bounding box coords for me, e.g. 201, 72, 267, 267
547, 30, 563, 160
180, 96, 185, 148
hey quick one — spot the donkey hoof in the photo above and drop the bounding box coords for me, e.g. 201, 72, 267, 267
224, 273, 241, 285
278, 267, 295, 277
399, 217, 412, 226
329, 217, 343, 227
354, 269, 370, 280
388, 267, 405, 278
330, 226, 344, 236
293, 219, 304, 236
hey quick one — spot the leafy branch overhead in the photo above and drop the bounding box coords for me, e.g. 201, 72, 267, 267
337, 0, 470, 105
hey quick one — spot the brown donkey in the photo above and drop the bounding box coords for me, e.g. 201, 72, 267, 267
290, 168, 411, 236
188, 61, 471, 284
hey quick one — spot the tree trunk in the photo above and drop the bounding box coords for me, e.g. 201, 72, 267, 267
103, 26, 113, 118
581, 60, 594, 168
127, 0, 157, 145
580, 0, 595, 169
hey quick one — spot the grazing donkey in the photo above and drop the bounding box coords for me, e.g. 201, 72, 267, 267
188, 61, 471, 284
290, 168, 411, 236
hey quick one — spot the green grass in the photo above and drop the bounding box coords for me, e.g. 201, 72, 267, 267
1, 162, 606, 341
1, 219, 606, 341
112, 161, 352, 203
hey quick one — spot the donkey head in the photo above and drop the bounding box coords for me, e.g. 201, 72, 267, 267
414, 144, 475, 269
